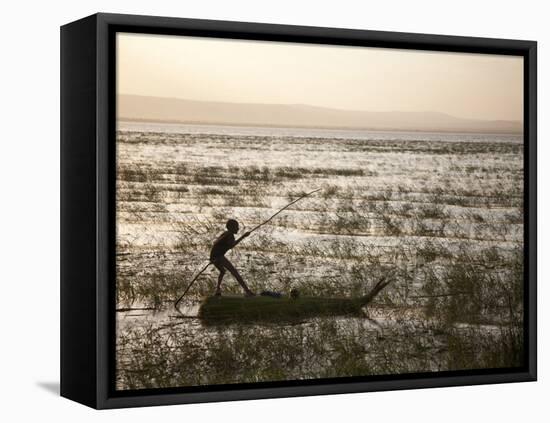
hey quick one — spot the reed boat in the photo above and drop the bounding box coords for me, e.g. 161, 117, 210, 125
197, 277, 391, 323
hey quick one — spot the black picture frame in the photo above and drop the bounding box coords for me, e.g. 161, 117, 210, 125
60, 12, 537, 409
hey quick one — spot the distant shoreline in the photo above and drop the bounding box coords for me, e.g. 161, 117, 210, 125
118, 117, 524, 137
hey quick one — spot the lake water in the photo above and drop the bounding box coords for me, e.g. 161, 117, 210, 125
115, 122, 524, 391
118, 121, 522, 143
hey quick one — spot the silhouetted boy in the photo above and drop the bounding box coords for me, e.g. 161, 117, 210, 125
210, 219, 255, 297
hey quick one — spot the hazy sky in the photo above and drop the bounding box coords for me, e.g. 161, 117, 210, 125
117, 32, 523, 121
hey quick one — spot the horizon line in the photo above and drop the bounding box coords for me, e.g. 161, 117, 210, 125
117, 116, 524, 136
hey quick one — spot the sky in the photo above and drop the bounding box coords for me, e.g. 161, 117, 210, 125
117, 32, 523, 122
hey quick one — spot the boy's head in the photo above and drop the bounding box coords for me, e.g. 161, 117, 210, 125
226, 219, 239, 234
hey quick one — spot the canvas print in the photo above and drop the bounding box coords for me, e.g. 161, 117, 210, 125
115, 33, 524, 391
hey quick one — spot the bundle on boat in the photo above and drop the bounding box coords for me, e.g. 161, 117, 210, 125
198, 277, 392, 323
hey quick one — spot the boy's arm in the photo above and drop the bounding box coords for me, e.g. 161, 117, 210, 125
234, 231, 251, 247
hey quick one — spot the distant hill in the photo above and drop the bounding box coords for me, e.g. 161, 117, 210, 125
118, 94, 523, 134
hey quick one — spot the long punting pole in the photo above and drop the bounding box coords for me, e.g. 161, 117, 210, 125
247, 188, 321, 235
174, 188, 321, 310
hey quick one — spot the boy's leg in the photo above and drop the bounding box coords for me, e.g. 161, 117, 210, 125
212, 259, 226, 295
215, 272, 225, 295
219, 257, 254, 295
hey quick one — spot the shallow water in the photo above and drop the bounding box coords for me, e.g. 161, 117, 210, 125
115, 124, 524, 391
115, 302, 518, 390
